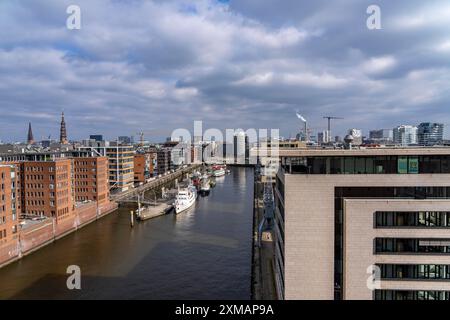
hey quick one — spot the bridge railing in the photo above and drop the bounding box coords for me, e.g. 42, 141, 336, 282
111, 164, 202, 202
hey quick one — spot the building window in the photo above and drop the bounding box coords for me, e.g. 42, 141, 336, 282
375, 238, 450, 254
283, 155, 450, 174
375, 290, 450, 300
378, 264, 450, 280
375, 211, 450, 228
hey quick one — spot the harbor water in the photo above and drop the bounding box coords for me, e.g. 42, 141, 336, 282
0, 167, 254, 299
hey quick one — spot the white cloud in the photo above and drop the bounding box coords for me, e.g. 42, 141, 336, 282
362, 56, 397, 75
1, 0, 450, 141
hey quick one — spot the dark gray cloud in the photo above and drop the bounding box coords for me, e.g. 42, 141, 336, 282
0, 0, 449, 142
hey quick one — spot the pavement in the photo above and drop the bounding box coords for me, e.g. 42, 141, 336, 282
252, 176, 278, 300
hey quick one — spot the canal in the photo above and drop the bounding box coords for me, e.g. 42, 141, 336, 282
0, 167, 254, 299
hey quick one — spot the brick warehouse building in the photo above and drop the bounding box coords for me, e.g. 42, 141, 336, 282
0, 165, 19, 250
19, 159, 74, 223
134, 152, 156, 184
0, 156, 117, 267
73, 157, 109, 207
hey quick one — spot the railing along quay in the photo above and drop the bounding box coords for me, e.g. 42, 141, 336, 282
111, 164, 202, 202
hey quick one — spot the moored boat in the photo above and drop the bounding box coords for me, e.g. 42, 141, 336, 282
174, 185, 197, 214
200, 175, 211, 194
212, 165, 226, 177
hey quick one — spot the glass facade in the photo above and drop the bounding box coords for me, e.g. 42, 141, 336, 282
375, 211, 450, 228
375, 238, 450, 254
334, 187, 450, 300
378, 264, 450, 280
418, 123, 444, 146
282, 155, 450, 174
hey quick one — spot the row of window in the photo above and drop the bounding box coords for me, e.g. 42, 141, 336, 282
378, 264, 450, 280
283, 155, 450, 174
375, 290, 450, 300
375, 238, 450, 254
375, 211, 450, 228
75, 188, 97, 193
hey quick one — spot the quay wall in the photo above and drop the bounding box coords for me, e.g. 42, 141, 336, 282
0, 201, 118, 269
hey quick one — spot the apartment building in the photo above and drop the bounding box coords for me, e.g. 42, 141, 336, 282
157, 148, 172, 175
73, 157, 109, 207
78, 143, 134, 192
0, 165, 19, 246
274, 148, 450, 300
134, 152, 156, 184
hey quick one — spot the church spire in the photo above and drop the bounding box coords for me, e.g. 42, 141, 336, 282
60, 112, 68, 144
27, 122, 34, 145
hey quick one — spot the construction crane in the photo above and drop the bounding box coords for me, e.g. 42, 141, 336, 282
323, 116, 344, 138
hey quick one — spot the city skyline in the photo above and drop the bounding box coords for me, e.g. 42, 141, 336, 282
1, 0, 450, 141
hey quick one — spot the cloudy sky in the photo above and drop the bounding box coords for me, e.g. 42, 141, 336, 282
0, 0, 449, 142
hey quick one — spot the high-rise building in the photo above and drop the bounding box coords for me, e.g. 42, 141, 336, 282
234, 131, 247, 164
417, 123, 444, 146
27, 123, 34, 145
59, 112, 68, 144
393, 125, 417, 146
275, 148, 450, 300
89, 135, 103, 142
369, 129, 393, 144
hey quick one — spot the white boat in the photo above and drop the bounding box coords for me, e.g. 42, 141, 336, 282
200, 175, 211, 193
174, 185, 197, 214
213, 168, 226, 177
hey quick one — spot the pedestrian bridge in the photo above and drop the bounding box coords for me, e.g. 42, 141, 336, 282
111, 164, 202, 203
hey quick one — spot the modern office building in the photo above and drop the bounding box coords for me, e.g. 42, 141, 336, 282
369, 129, 393, 144
417, 123, 444, 146
157, 148, 172, 175
393, 125, 418, 146
234, 131, 247, 165
78, 143, 134, 192
118, 136, 133, 145
275, 148, 450, 300
89, 135, 103, 142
